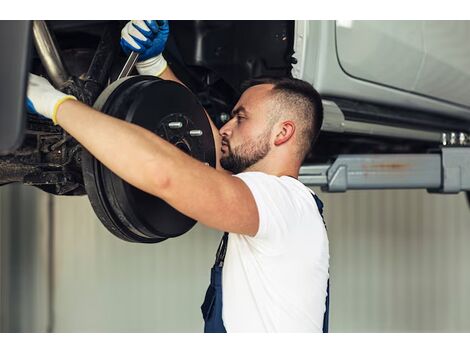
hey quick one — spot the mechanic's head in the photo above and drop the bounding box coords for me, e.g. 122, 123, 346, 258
219, 77, 323, 174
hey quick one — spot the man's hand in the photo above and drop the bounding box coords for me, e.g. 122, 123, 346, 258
120, 20, 169, 77
26, 73, 76, 124
120, 20, 224, 171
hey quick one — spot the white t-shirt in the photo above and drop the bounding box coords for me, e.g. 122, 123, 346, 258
222, 171, 330, 333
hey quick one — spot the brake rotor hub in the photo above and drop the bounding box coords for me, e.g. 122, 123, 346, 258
81, 76, 216, 243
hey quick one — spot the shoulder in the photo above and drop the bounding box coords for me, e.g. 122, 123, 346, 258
234, 171, 313, 200
234, 172, 316, 232
235, 171, 306, 189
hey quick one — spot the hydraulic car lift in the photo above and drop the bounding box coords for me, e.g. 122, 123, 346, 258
299, 148, 470, 193
300, 101, 470, 194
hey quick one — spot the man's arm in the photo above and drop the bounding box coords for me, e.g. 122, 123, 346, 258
54, 99, 259, 236
27, 20, 245, 233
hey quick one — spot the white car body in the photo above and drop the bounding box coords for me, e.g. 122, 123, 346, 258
293, 20, 470, 123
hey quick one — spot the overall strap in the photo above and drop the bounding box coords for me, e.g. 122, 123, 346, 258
215, 232, 229, 267
310, 192, 330, 334
312, 194, 325, 225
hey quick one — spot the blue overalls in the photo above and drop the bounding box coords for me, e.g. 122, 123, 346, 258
200, 193, 330, 333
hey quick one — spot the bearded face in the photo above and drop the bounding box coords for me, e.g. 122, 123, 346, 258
220, 127, 272, 174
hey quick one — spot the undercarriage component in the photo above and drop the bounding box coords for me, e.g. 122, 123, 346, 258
32, 20, 71, 89
0, 21, 122, 195
299, 147, 470, 194
0, 117, 85, 195
326, 96, 470, 135
166, 20, 295, 127
322, 100, 444, 143
33, 20, 120, 106
81, 75, 216, 243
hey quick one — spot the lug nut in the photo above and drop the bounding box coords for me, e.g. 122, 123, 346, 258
220, 112, 230, 123
168, 122, 183, 129
189, 130, 203, 137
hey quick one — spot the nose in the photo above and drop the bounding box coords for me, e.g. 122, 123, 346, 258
219, 120, 233, 139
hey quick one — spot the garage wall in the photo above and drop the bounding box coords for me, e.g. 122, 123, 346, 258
0, 184, 51, 332
2, 185, 470, 332
51, 195, 221, 332
49, 187, 470, 332
321, 189, 470, 332
0, 186, 11, 332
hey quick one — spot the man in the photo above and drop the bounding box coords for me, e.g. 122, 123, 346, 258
27, 20, 329, 332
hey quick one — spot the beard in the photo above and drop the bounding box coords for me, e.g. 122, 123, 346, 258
220, 128, 272, 174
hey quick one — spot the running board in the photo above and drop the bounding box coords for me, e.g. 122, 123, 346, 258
322, 100, 444, 143
299, 147, 470, 193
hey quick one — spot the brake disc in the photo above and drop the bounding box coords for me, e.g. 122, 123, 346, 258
81, 76, 216, 243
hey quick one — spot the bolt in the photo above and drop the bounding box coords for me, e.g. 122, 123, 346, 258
450, 132, 457, 145
442, 133, 448, 146
189, 130, 203, 137
168, 121, 183, 129
220, 112, 230, 124
459, 132, 467, 145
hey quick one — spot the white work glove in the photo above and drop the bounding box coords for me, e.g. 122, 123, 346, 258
26, 73, 77, 125
120, 20, 169, 77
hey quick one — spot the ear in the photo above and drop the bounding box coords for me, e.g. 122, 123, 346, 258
274, 120, 295, 146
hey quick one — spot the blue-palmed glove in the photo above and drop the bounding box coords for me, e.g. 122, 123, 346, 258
26, 73, 77, 125
120, 20, 169, 77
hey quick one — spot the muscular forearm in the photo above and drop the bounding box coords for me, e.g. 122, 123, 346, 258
56, 99, 177, 195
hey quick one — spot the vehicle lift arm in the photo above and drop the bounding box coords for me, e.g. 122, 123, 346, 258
300, 100, 470, 194
299, 147, 470, 194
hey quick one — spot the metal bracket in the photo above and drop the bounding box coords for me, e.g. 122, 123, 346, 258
438, 147, 470, 193
23, 170, 81, 195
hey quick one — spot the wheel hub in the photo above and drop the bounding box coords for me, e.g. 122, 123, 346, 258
81, 76, 216, 243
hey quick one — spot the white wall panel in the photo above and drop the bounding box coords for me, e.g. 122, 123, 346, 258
318, 188, 470, 332
3, 185, 470, 332
0, 184, 50, 332
0, 186, 12, 332
52, 195, 222, 332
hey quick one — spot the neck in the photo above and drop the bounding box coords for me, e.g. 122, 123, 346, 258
244, 155, 300, 178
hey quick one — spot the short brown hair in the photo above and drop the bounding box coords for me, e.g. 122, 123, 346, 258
241, 77, 323, 161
